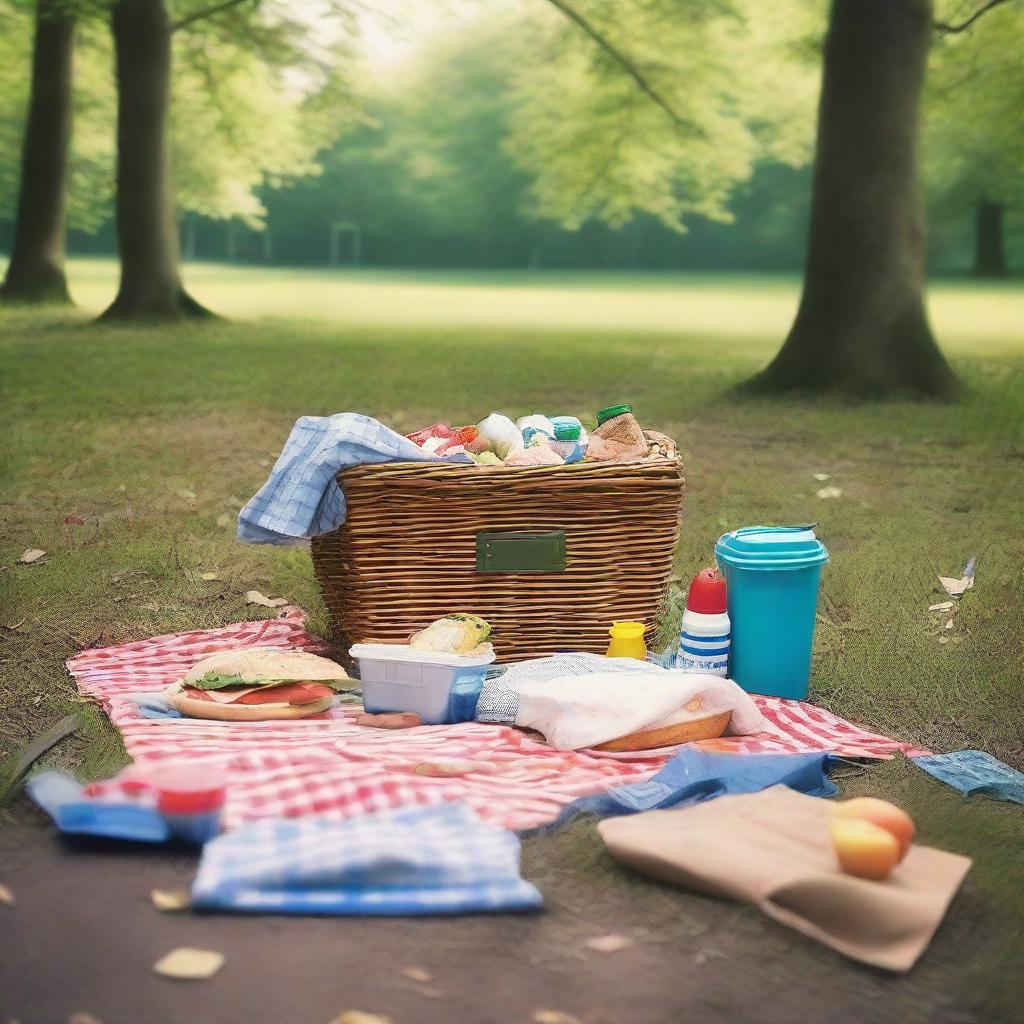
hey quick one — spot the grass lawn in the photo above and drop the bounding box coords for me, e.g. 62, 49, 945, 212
2, 260, 1022, 1019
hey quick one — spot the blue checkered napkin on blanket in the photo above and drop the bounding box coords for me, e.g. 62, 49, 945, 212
191, 803, 543, 915
236, 413, 471, 545
912, 750, 1024, 805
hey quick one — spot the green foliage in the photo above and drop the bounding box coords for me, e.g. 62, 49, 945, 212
371, 13, 530, 238
925, 3, 1024, 212
0, 3, 29, 217
263, 11, 539, 263
0, 0, 359, 233
506, 0, 823, 231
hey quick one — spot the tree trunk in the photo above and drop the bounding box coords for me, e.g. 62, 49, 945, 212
972, 199, 1007, 277
1, 0, 74, 305
100, 0, 211, 321
745, 0, 958, 398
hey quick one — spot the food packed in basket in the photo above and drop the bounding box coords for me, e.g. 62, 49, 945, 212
406, 405, 678, 466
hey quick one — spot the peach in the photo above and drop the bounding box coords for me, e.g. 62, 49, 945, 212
831, 797, 915, 860
829, 818, 901, 880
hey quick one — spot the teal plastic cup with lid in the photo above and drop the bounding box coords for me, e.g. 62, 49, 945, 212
714, 526, 829, 699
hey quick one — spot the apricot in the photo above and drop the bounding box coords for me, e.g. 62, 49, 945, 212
831, 797, 915, 860
829, 818, 901, 880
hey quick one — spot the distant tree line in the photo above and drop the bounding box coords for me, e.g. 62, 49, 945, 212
0, 0, 1021, 396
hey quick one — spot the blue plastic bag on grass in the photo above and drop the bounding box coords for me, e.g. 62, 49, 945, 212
912, 750, 1024, 804
545, 748, 840, 830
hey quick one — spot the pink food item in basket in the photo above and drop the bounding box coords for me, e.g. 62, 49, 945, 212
406, 423, 456, 454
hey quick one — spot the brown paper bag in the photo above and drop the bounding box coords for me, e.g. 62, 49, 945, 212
598, 786, 971, 972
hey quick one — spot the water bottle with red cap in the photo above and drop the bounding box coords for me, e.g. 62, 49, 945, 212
674, 568, 731, 677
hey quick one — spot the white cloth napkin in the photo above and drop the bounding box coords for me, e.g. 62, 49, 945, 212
511, 667, 764, 750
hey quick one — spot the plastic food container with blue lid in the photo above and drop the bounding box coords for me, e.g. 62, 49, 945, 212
350, 643, 496, 724
714, 526, 829, 700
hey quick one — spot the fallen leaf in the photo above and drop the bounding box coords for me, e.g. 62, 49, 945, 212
245, 591, 287, 608
68, 1014, 104, 1024
150, 888, 190, 912
939, 575, 974, 598
812, 472, 831, 482
928, 601, 955, 612
19, 549, 46, 564
153, 947, 224, 980
0, 882, 14, 906
584, 933, 634, 954
328, 1014, 392, 1024
816, 486, 842, 500
176, 488, 197, 500
401, 966, 433, 983
532, 1012, 583, 1024
199, 572, 219, 581
945, 619, 955, 630
139, 601, 160, 612
216, 514, 231, 528
938, 635, 950, 645
258, 459, 271, 468
64, 514, 86, 525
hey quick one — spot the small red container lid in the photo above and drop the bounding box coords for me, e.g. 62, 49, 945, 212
686, 568, 727, 614
152, 765, 226, 816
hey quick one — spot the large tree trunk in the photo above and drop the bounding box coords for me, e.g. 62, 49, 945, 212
972, 199, 1007, 278
1, 0, 74, 305
745, 0, 958, 398
100, 0, 210, 321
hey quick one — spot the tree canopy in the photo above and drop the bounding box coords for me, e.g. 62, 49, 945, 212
506, 0, 823, 231
924, 1, 1024, 266
1, 0, 1020, 274
0, 0, 358, 233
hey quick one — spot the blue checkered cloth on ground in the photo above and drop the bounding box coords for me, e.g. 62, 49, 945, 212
912, 750, 1024, 804
191, 803, 543, 915
237, 413, 470, 544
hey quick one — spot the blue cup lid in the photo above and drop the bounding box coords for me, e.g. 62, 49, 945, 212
715, 526, 828, 571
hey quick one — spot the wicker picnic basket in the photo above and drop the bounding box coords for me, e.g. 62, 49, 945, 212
311, 456, 685, 664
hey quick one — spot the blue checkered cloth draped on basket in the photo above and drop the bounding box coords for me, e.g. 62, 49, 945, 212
237, 413, 471, 544
191, 803, 543, 915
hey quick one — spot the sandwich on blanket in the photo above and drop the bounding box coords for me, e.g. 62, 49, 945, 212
166, 647, 352, 721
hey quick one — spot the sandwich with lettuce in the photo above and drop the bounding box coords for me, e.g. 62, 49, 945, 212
166, 648, 352, 721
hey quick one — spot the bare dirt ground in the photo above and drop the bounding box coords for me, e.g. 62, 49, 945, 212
3, 756, 1019, 1024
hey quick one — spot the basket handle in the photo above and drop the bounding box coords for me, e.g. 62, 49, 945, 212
476, 531, 566, 573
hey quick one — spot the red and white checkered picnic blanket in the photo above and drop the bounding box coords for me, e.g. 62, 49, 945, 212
67, 609, 928, 831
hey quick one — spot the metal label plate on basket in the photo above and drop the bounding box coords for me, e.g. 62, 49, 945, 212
476, 531, 566, 573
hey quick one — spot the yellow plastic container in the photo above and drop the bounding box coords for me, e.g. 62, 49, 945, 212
605, 621, 647, 660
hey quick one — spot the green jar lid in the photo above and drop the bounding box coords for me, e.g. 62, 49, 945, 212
596, 404, 632, 425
